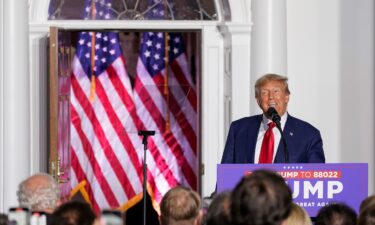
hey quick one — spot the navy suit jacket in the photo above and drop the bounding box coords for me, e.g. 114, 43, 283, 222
221, 114, 325, 163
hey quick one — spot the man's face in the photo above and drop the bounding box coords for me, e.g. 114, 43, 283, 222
257, 80, 289, 117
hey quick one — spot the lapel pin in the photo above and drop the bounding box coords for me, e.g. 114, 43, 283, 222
289, 132, 293, 136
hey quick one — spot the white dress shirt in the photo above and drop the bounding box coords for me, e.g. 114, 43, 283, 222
254, 113, 288, 163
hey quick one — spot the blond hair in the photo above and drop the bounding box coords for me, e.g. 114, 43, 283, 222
254, 74, 290, 98
160, 186, 201, 225
285, 203, 312, 225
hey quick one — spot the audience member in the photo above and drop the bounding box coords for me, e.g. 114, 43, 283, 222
49, 201, 97, 225
17, 173, 60, 213
0, 214, 8, 225
231, 170, 292, 225
360, 195, 375, 213
359, 196, 375, 225
160, 186, 202, 225
205, 191, 231, 225
315, 203, 357, 225
285, 203, 312, 225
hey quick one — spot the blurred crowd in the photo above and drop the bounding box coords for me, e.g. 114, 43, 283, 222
1, 170, 374, 225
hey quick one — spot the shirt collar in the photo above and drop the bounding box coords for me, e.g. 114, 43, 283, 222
262, 112, 288, 129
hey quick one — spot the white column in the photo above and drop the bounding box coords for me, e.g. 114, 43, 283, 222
227, 25, 252, 121
224, 0, 252, 121
1, 0, 30, 212
251, 0, 287, 114
201, 25, 225, 197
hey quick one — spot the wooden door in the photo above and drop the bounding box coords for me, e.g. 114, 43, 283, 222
49, 27, 72, 201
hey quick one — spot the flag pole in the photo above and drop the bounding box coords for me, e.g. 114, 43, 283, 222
164, 32, 170, 133
89, 0, 97, 102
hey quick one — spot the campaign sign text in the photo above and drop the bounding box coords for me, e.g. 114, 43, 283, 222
217, 163, 368, 217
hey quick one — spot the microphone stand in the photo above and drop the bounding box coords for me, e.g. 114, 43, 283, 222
138, 130, 155, 225
275, 122, 289, 163
267, 107, 289, 163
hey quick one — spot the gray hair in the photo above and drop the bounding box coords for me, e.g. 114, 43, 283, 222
17, 173, 60, 211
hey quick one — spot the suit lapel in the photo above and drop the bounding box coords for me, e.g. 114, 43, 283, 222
274, 114, 295, 163
246, 115, 262, 163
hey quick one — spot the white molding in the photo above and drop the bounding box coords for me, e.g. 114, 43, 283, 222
30, 0, 225, 23
29, 33, 49, 173
29, 20, 222, 32
3, 0, 30, 211
214, 0, 224, 21
225, 22, 252, 33
201, 25, 225, 197
0, 0, 4, 213
29, 0, 49, 23
228, 0, 251, 22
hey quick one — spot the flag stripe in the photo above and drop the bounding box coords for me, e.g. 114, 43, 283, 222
135, 62, 197, 166
70, 148, 101, 211
71, 74, 136, 202
167, 68, 197, 132
170, 60, 197, 111
71, 57, 136, 206
175, 55, 196, 89
134, 74, 197, 189
152, 74, 197, 154
108, 66, 183, 197
94, 78, 142, 199
70, 103, 119, 207
104, 57, 177, 203
105, 57, 179, 203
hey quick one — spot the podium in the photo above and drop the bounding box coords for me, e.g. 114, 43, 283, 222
217, 163, 368, 217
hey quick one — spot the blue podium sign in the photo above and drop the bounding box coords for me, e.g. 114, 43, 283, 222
217, 163, 368, 217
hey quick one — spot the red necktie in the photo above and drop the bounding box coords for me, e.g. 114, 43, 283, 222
259, 122, 276, 163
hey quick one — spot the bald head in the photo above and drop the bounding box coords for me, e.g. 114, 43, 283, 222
17, 173, 60, 213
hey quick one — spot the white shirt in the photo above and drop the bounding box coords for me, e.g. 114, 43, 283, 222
254, 113, 288, 163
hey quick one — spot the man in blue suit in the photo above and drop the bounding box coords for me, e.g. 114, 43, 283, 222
221, 74, 325, 164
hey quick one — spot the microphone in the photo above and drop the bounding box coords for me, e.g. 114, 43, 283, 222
266, 107, 289, 163
266, 107, 281, 127
138, 130, 155, 145
138, 130, 155, 136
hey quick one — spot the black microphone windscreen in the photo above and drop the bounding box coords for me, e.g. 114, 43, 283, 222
266, 107, 281, 123
266, 107, 278, 118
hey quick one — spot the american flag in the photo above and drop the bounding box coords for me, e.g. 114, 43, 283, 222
134, 32, 198, 206
83, 0, 114, 20
69, 31, 144, 212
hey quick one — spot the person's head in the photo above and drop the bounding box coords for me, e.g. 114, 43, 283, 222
359, 205, 375, 225
205, 191, 231, 225
17, 173, 61, 213
315, 203, 357, 225
50, 201, 97, 225
255, 74, 290, 117
231, 169, 292, 225
360, 195, 375, 213
0, 214, 8, 225
285, 203, 312, 225
160, 186, 202, 225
